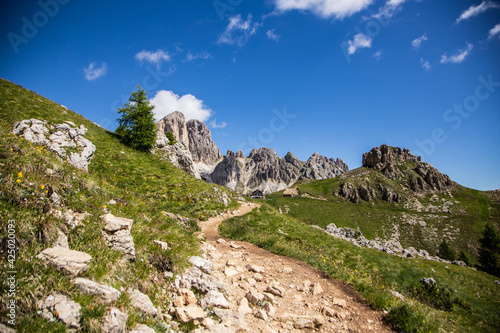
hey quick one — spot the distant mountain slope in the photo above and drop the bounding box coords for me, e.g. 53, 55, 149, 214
268, 144, 499, 266
155, 113, 349, 194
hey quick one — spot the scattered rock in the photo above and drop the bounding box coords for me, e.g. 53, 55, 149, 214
254, 309, 268, 321
101, 307, 128, 333
189, 256, 212, 274
322, 306, 337, 318
37, 294, 81, 328
420, 277, 436, 287
0, 323, 16, 333
127, 288, 157, 315
238, 297, 252, 315
246, 290, 264, 305
101, 213, 135, 260
36, 246, 92, 276
54, 229, 68, 249
201, 290, 230, 309
73, 278, 121, 303
129, 324, 156, 333
265, 283, 285, 297
153, 240, 170, 251
246, 264, 264, 274
331, 297, 347, 308
311, 282, 324, 295
176, 305, 206, 323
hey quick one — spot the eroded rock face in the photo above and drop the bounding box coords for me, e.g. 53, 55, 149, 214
12, 119, 95, 171
187, 119, 222, 165
210, 148, 348, 194
362, 145, 420, 169
156, 111, 189, 144
157, 139, 198, 177
300, 153, 348, 180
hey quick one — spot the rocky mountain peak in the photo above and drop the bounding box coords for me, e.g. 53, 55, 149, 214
156, 111, 189, 144
186, 119, 222, 165
362, 144, 420, 170
300, 152, 349, 181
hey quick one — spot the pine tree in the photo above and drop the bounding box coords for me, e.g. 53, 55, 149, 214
458, 250, 471, 267
478, 223, 500, 276
116, 85, 157, 152
438, 239, 455, 261
166, 131, 176, 145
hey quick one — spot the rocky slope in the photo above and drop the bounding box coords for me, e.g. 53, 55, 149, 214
334, 144, 455, 204
155, 112, 348, 194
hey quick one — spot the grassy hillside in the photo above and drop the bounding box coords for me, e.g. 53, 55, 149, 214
267, 165, 499, 265
219, 203, 500, 333
0, 78, 238, 331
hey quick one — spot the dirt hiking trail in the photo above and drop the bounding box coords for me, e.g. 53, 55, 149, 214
196, 201, 393, 332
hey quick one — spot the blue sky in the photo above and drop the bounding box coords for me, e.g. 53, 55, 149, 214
1, 0, 499, 190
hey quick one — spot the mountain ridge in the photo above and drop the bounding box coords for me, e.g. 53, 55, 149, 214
155, 112, 349, 194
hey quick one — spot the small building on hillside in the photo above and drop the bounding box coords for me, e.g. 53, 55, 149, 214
283, 188, 299, 197
250, 190, 264, 199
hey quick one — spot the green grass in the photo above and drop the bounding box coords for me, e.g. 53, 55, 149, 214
219, 204, 500, 332
0, 78, 238, 331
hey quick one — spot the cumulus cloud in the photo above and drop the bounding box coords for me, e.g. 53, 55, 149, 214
411, 33, 428, 50
488, 23, 500, 39
347, 33, 372, 55
273, 0, 373, 19
184, 51, 211, 63
84, 62, 107, 81
456, 1, 500, 23
135, 49, 171, 66
217, 14, 261, 47
266, 29, 281, 41
440, 43, 474, 64
150, 90, 212, 122
420, 58, 431, 71
209, 119, 228, 129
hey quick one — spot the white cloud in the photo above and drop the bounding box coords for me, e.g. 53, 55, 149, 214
184, 51, 211, 62
488, 23, 500, 39
150, 90, 212, 122
266, 29, 281, 41
347, 33, 372, 55
456, 1, 500, 23
84, 62, 107, 81
209, 119, 228, 129
411, 33, 428, 50
373, 50, 383, 60
420, 58, 431, 71
273, 0, 373, 19
440, 43, 474, 64
135, 49, 171, 66
217, 14, 262, 47
372, 0, 407, 20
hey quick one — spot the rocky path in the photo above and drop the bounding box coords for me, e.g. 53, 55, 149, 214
196, 202, 393, 332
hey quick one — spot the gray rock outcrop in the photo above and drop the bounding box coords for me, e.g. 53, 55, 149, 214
156, 111, 189, 145
210, 148, 348, 194
187, 119, 222, 165
101, 213, 136, 261
12, 119, 95, 171
300, 153, 348, 180
127, 288, 157, 315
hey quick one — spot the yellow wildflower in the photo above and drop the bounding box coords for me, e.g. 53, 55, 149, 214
16, 179, 21, 183
18, 172, 23, 178
40, 184, 45, 190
